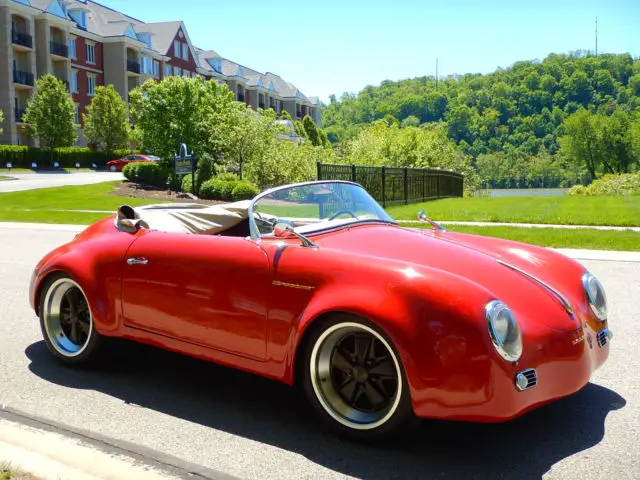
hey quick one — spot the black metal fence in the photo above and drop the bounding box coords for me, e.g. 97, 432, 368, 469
316, 163, 464, 207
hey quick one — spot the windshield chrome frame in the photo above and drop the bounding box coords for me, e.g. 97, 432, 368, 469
248, 180, 396, 240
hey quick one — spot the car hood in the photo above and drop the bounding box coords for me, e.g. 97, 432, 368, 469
314, 223, 586, 329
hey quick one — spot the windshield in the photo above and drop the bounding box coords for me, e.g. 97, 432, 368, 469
251, 181, 395, 237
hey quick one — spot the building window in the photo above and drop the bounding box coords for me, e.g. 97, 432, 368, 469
183, 70, 190, 78
173, 66, 181, 76
164, 64, 171, 77
182, 43, 189, 60
86, 42, 95, 64
153, 60, 160, 78
70, 37, 77, 59
174, 40, 180, 57
141, 56, 152, 74
87, 75, 96, 96
71, 70, 78, 93
74, 104, 79, 124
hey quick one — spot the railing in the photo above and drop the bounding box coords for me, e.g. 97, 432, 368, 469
50, 41, 69, 57
61, 80, 70, 91
237, 93, 245, 102
13, 69, 35, 86
258, 103, 265, 109
14, 108, 25, 122
317, 163, 464, 207
126, 60, 140, 74
11, 29, 32, 48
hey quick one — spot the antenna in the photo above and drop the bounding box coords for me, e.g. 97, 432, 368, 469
595, 17, 598, 56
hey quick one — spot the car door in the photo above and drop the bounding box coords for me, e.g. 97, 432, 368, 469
121, 230, 271, 360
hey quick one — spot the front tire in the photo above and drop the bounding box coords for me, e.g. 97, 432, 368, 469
301, 314, 416, 440
109, 165, 118, 172
39, 274, 103, 367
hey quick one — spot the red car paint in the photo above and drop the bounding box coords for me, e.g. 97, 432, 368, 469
29, 215, 610, 422
105, 154, 160, 172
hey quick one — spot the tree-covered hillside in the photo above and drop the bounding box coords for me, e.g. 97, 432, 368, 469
323, 51, 640, 170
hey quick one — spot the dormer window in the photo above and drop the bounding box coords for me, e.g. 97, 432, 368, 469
69, 9, 87, 29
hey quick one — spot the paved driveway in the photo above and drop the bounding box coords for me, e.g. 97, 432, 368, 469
0, 171, 124, 193
1, 224, 638, 480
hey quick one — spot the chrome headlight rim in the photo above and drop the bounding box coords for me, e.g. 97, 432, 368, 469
582, 272, 607, 321
485, 300, 523, 363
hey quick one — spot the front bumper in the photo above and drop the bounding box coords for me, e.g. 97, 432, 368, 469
411, 322, 612, 422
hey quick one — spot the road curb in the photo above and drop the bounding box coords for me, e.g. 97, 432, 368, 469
0, 406, 239, 480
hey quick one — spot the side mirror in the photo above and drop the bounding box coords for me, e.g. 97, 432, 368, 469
272, 220, 316, 248
273, 221, 295, 238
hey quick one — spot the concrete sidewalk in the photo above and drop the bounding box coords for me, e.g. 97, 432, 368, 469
0, 418, 178, 480
399, 220, 640, 232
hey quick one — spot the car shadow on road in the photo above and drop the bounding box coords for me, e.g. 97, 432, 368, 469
25, 339, 625, 480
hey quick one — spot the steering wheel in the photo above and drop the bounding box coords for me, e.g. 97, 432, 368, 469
328, 209, 358, 221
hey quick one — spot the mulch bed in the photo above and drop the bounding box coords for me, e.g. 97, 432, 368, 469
109, 181, 223, 205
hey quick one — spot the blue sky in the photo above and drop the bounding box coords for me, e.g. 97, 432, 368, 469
98, 0, 639, 102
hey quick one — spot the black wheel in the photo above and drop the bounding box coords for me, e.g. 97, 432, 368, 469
39, 274, 103, 366
301, 314, 417, 440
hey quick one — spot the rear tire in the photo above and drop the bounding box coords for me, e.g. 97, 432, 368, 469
301, 314, 417, 441
39, 273, 103, 367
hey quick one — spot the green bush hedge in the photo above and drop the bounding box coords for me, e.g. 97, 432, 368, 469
231, 182, 259, 200
123, 162, 170, 188
198, 178, 258, 201
568, 173, 640, 196
0, 145, 139, 169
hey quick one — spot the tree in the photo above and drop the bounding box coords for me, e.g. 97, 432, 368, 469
83, 85, 130, 155
279, 110, 292, 121
129, 76, 236, 162
302, 115, 321, 145
22, 74, 76, 156
0, 109, 3, 135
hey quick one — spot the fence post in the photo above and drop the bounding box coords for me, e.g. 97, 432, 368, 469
404, 167, 408, 205
351, 164, 357, 183
437, 171, 441, 199
381, 166, 386, 208
316, 161, 322, 180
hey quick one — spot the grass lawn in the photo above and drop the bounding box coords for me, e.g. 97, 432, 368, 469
410, 223, 640, 251
386, 195, 640, 227
0, 182, 166, 224
0, 175, 11, 181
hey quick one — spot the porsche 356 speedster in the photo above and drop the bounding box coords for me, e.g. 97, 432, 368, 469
29, 180, 612, 439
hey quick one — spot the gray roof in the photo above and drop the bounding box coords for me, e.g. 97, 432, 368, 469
30, 1, 318, 104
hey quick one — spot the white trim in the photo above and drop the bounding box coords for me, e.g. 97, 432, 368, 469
87, 73, 96, 96
71, 63, 102, 74
85, 40, 95, 64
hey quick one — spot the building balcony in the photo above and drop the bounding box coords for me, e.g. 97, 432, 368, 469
13, 69, 35, 87
237, 93, 245, 102
12, 29, 32, 49
50, 41, 69, 58
259, 103, 265, 109
15, 108, 26, 123
127, 60, 140, 74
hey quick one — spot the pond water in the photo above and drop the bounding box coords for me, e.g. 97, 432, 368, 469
474, 188, 569, 198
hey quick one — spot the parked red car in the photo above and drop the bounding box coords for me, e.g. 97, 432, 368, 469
29, 181, 612, 440
105, 154, 160, 172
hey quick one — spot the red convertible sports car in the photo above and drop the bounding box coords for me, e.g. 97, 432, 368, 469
29, 181, 612, 439
105, 154, 161, 172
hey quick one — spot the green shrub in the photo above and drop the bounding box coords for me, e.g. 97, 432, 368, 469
569, 173, 640, 196
231, 182, 259, 200
181, 174, 193, 193
0, 145, 140, 169
123, 162, 169, 187
198, 179, 218, 199
214, 172, 239, 182
199, 179, 243, 201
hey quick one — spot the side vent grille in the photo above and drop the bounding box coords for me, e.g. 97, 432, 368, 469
515, 368, 538, 391
597, 329, 612, 348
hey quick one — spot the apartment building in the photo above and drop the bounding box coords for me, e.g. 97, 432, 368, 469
0, 0, 322, 146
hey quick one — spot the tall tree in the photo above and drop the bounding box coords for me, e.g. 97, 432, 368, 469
22, 74, 76, 157
129, 76, 236, 161
83, 85, 130, 155
302, 115, 321, 145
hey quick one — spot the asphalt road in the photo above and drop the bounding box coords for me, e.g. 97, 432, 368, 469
1, 224, 638, 480
0, 171, 124, 193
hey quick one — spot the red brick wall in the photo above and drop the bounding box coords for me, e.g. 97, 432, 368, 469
71, 35, 104, 127
166, 27, 197, 75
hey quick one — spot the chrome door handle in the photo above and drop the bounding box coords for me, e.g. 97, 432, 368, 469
126, 257, 148, 265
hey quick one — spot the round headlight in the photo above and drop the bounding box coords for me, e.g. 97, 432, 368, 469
485, 300, 523, 362
582, 273, 607, 321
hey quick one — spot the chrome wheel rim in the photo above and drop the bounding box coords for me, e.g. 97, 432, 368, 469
109, 165, 117, 172
310, 322, 402, 430
42, 278, 93, 357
